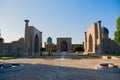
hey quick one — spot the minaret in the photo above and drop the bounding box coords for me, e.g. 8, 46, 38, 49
25, 20, 29, 27
97, 20, 102, 54
24, 19, 29, 55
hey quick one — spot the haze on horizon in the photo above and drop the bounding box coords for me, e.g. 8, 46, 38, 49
0, 0, 120, 44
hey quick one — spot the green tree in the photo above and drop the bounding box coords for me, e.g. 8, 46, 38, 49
40, 48, 46, 56
48, 48, 56, 55
114, 16, 120, 45
73, 46, 84, 53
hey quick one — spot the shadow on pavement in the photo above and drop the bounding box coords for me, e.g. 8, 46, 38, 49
0, 62, 120, 80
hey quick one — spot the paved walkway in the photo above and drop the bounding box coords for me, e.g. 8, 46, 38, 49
0, 53, 120, 80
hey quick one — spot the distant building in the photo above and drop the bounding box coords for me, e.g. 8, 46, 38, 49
45, 37, 56, 52
45, 37, 83, 53
57, 37, 72, 53
84, 21, 120, 54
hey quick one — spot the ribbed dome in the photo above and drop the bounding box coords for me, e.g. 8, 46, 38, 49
102, 27, 109, 34
47, 37, 52, 44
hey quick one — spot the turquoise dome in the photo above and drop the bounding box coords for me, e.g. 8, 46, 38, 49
47, 37, 52, 44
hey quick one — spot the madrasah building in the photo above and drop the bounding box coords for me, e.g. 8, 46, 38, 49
84, 21, 120, 54
0, 20, 42, 57
0, 20, 120, 57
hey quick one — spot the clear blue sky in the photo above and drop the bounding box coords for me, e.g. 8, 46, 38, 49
0, 0, 120, 45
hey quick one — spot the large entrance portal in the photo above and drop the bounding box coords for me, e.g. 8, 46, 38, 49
61, 41, 68, 52
24, 20, 42, 56
34, 34, 39, 54
57, 38, 72, 53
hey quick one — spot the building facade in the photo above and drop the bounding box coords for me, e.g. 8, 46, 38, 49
0, 38, 24, 57
84, 21, 120, 54
0, 20, 42, 57
24, 20, 42, 56
57, 38, 72, 53
45, 37, 56, 52
45, 37, 83, 53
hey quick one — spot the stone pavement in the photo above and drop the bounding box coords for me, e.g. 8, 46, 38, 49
0, 53, 120, 80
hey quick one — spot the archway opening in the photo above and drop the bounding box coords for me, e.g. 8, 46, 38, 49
34, 34, 39, 54
61, 41, 68, 52
89, 34, 93, 52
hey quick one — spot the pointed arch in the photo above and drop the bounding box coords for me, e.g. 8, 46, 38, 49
34, 34, 39, 54
61, 41, 68, 52
89, 34, 93, 52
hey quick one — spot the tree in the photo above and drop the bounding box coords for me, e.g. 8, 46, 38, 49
40, 48, 46, 56
114, 16, 120, 45
48, 48, 56, 55
73, 46, 84, 53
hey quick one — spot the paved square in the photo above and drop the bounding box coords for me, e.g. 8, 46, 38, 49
0, 53, 120, 80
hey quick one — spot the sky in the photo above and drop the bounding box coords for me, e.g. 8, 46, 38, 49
0, 0, 120, 45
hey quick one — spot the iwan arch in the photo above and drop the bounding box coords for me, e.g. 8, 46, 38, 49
24, 20, 42, 56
